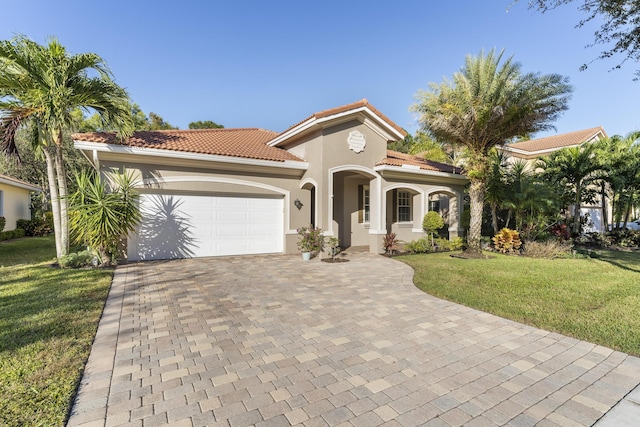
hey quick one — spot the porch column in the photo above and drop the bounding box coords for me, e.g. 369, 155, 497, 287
369, 176, 385, 253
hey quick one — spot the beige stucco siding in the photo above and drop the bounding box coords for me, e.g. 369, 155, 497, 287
0, 183, 32, 231
101, 160, 312, 254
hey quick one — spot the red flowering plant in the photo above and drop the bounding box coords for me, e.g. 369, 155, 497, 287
551, 222, 571, 241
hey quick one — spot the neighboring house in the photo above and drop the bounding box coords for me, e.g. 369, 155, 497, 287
500, 126, 608, 232
73, 99, 468, 261
0, 174, 40, 231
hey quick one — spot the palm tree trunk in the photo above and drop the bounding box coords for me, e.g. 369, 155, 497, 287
467, 179, 485, 253
601, 182, 608, 232
491, 203, 499, 235
53, 130, 69, 257
43, 147, 62, 259
573, 185, 582, 236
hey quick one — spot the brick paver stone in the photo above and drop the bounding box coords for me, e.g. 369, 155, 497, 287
67, 251, 640, 426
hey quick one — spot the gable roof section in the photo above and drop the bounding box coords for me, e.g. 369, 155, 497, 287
268, 99, 407, 147
377, 150, 463, 175
0, 174, 41, 191
505, 127, 607, 154
72, 128, 304, 162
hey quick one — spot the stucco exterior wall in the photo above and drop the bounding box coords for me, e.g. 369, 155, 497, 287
0, 183, 32, 231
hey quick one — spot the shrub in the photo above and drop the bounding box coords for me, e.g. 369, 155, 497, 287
423, 211, 445, 250
0, 228, 26, 241
492, 228, 522, 254
578, 232, 613, 248
296, 225, 324, 253
406, 237, 434, 254
16, 216, 52, 237
433, 237, 465, 252
523, 240, 571, 259
325, 236, 340, 259
58, 250, 96, 268
382, 232, 399, 254
0, 217, 5, 233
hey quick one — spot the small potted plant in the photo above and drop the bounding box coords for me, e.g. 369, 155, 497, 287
297, 225, 324, 260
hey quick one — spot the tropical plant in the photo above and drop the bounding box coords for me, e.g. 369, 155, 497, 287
594, 132, 640, 230
492, 228, 522, 254
502, 160, 558, 234
485, 149, 509, 235
68, 170, 141, 265
0, 36, 134, 260
382, 232, 400, 254
412, 48, 572, 254
537, 143, 604, 235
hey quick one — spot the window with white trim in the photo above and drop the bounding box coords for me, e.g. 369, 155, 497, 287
397, 191, 412, 222
362, 185, 370, 223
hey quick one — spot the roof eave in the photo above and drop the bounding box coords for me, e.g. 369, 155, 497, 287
374, 164, 468, 182
267, 106, 405, 147
73, 141, 309, 171
0, 176, 41, 192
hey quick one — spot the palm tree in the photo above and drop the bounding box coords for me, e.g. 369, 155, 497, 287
0, 36, 133, 259
502, 159, 557, 236
595, 132, 640, 229
537, 143, 603, 235
485, 149, 509, 235
413, 49, 572, 253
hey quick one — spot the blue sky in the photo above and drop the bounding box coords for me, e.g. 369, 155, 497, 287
4, 1, 639, 138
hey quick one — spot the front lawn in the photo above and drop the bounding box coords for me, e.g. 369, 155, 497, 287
400, 250, 640, 357
0, 236, 113, 427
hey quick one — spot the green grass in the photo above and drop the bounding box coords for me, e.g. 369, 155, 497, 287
0, 236, 113, 427
399, 250, 640, 357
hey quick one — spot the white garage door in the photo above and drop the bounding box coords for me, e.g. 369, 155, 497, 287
128, 193, 284, 261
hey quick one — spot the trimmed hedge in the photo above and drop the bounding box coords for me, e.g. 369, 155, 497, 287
0, 228, 26, 241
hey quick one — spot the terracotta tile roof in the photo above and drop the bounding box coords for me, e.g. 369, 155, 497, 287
378, 150, 464, 174
278, 99, 407, 139
72, 128, 304, 162
507, 127, 607, 152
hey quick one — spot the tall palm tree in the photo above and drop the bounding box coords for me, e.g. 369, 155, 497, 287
0, 36, 133, 259
537, 143, 603, 235
413, 49, 572, 253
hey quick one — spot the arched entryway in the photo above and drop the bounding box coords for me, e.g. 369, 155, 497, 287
328, 166, 380, 250
426, 188, 462, 239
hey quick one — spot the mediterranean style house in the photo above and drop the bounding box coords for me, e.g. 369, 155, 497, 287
73, 100, 468, 261
500, 126, 609, 232
0, 174, 40, 231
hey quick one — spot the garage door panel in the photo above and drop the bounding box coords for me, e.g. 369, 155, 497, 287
129, 194, 283, 261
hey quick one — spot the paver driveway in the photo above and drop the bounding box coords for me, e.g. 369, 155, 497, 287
68, 251, 640, 427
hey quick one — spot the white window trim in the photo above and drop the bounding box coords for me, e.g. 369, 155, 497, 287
397, 190, 412, 223
363, 184, 370, 224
